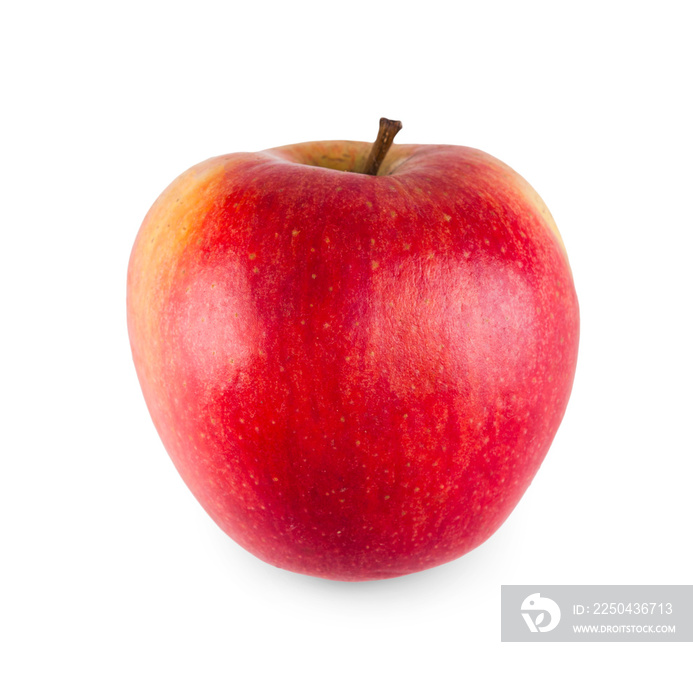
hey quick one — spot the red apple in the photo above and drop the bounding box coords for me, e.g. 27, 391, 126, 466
127, 119, 579, 581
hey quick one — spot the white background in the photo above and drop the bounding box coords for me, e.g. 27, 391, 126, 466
2, 1, 691, 697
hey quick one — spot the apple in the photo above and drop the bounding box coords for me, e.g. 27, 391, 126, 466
127, 119, 579, 581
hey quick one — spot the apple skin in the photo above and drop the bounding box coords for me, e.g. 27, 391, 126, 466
127, 139, 579, 581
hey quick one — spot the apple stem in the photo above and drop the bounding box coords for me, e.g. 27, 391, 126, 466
362, 118, 403, 176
